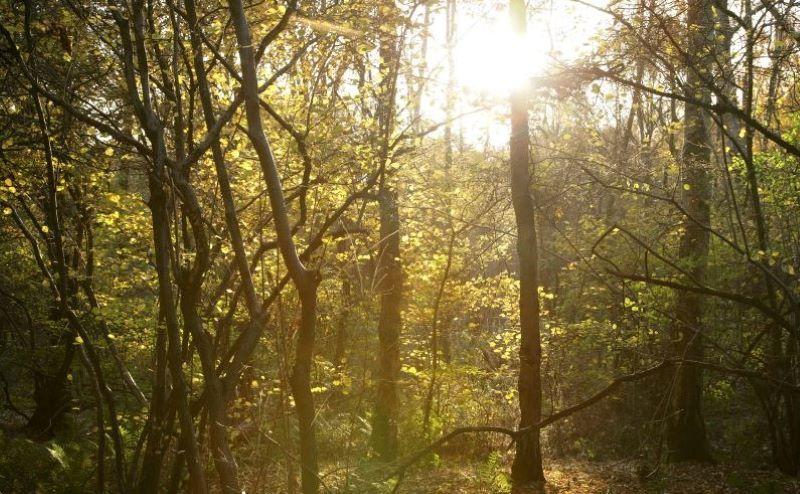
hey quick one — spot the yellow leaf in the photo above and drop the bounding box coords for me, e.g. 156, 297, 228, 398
104, 147, 114, 156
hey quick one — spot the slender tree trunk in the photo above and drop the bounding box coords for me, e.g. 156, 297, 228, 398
420, 0, 455, 439
422, 232, 455, 435
370, 0, 402, 463
19, 37, 128, 488
412, 5, 431, 133
148, 173, 209, 493
440, 0, 456, 366
107, 3, 210, 488
667, 0, 713, 462
508, 0, 545, 488
764, 23, 785, 140
22, 3, 75, 437
137, 309, 168, 493
290, 287, 321, 493
715, 0, 744, 156
334, 238, 352, 374
181, 0, 274, 489
740, 2, 800, 475
227, 1, 321, 491
371, 189, 402, 460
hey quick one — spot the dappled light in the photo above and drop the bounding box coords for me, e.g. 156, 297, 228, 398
1, 0, 800, 493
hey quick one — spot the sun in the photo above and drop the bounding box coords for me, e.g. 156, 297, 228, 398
421, 2, 607, 146
426, 2, 607, 102
421, 4, 554, 145
453, 14, 547, 97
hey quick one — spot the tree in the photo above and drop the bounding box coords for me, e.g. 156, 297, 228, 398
666, 0, 714, 462
508, 0, 546, 487
371, 0, 403, 462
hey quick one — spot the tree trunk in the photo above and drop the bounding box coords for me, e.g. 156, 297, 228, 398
290, 286, 321, 494
227, 0, 322, 490
667, 0, 713, 463
27, 350, 73, 438
333, 238, 352, 374
370, 0, 402, 463
371, 189, 402, 461
714, 0, 744, 156
148, 172, 209, 493
508, 0, 545, 488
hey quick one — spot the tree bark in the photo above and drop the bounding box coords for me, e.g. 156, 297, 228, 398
226, 1, 321, 491
148, 174, 209, 493
667, 0, 714, 463
372, 189, 402, 461
370, 0, 402, 463
508, 0, 545, 487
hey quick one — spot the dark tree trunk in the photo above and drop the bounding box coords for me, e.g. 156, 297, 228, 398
27, 349, 73, 438
227, 0, 322, 490
370, 0, 402, 463
667, 0, 713, 463
137, 311, 168, 493
148, 172, 209, 493
371, 189, 402, 461
508, 0, 545, 487
289, 286, 321, 494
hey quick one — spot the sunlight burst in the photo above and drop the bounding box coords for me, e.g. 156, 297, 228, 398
453, 16, 546, 96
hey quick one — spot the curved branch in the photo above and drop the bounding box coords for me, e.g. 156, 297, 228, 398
386, 358, 800, 482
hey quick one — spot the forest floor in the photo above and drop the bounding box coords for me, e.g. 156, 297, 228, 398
397, 459, 800, 493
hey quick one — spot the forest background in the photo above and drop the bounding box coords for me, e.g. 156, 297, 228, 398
1, 0, 800, 492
